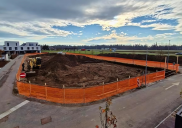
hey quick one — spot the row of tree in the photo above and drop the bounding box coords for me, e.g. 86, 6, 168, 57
41, 43, 182, 50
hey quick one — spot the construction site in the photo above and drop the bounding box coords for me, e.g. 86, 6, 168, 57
14, 52, 172, 104
23, 54, 156, 88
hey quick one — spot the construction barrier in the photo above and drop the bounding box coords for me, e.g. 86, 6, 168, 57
66, 53, 179, 72
17, 71, 165, 104
16, 53, 166, 104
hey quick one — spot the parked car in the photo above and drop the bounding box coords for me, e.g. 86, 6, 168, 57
175, 52, 182, 55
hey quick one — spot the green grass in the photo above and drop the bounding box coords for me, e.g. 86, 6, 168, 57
42, 49, 182, 56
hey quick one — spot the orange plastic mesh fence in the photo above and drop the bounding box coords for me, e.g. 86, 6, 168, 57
16, 53, 166, 104
66, 53, 179, 72
17, 72, 165, 104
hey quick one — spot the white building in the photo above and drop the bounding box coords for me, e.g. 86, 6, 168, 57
0, 41, 41, 54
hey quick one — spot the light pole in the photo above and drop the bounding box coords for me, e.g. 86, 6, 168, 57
167, 40, 170, 69
145, 45, 148, 86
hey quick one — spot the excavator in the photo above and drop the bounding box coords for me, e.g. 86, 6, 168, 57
27, 57, 41, 73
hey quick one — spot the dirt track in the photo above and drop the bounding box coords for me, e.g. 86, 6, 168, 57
26, 54, 154, 88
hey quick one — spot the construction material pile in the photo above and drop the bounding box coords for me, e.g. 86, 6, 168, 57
26, 54, 154, 88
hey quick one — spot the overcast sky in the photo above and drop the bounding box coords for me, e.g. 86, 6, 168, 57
0, 0, 182, 45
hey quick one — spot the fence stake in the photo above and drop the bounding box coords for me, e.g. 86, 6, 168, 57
117, 78, 118, 92
83, 85, 85, 103
63, 85, 65, 104
29, 81, 31, 96
164, 57, 167, 71
103, 82, 104, 94
176, 56, 178, 73
45, 83, 47, 100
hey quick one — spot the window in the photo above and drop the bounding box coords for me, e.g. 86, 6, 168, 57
32, 47, 34, 50
21, 47, 23, 50
36, 44, 37, 46
15, 47, 17, 50
4, 47, 6, 50
29, 43, 33, 46
9, 47, 12, 50
7, 43, 9, 46
16, 43, 17, 46
27, 47, 30, 50
36, 47, 39, 50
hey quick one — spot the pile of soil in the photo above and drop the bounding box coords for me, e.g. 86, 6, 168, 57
98, 53, 182, 65
0, 61, 9, 67
11, 54, 18, 59
26, 54, 154, 88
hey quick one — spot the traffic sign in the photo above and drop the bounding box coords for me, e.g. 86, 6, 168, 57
20, 73, 26, 78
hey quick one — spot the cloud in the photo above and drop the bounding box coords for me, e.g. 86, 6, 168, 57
83, 30, 176, 43
141, 23, 175, 30
127, 22, 175, 30
141, 20, 156, 23
0, 21, 75, 39
0, 0, 182, 40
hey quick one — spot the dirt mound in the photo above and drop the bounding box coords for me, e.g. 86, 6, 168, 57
26, 54, 155, 88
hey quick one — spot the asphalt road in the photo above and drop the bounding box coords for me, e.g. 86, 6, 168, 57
0, 56, 182, 128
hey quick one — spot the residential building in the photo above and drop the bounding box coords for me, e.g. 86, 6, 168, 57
0, 41, 41, 55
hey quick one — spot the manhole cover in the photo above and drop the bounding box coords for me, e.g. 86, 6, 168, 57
0, 116, 8, 123
14, 126, 19, 128
41, 116, 52, 125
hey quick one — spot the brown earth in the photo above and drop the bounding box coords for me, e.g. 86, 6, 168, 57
25, 54, 155, 88
98, 53, 182, 66
0, 61, 9, 67
11, 54, 18, 59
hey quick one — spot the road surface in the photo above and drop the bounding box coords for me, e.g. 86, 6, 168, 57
0, 56, 182, 128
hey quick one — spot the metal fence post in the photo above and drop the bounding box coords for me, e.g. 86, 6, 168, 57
145, 48, 148, 86
167, 40, 170, 69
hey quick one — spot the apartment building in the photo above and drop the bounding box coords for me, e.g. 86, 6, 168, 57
0, 41, 41, 54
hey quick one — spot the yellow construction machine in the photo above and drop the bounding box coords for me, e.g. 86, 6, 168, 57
27, 57, 41, 72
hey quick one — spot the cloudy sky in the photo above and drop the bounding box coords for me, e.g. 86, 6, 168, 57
0, 0, 182, 46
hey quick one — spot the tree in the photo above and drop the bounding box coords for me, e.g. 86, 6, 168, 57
96, 98, 117, 128
41, 44, 49, 50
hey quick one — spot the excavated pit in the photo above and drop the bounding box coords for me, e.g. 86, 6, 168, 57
25, 54, 156, 88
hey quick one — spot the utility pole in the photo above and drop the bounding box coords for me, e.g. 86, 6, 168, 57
145, 45, 148, 86
167, 40, 170, 69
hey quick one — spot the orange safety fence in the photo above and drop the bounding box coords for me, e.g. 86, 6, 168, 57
16, 53, 165, 104
66, 53, 179, 72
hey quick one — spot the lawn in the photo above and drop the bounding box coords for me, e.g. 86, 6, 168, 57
42, 49, 182, 56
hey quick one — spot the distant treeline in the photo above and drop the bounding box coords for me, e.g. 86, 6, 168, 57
42, 44, 182, 50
